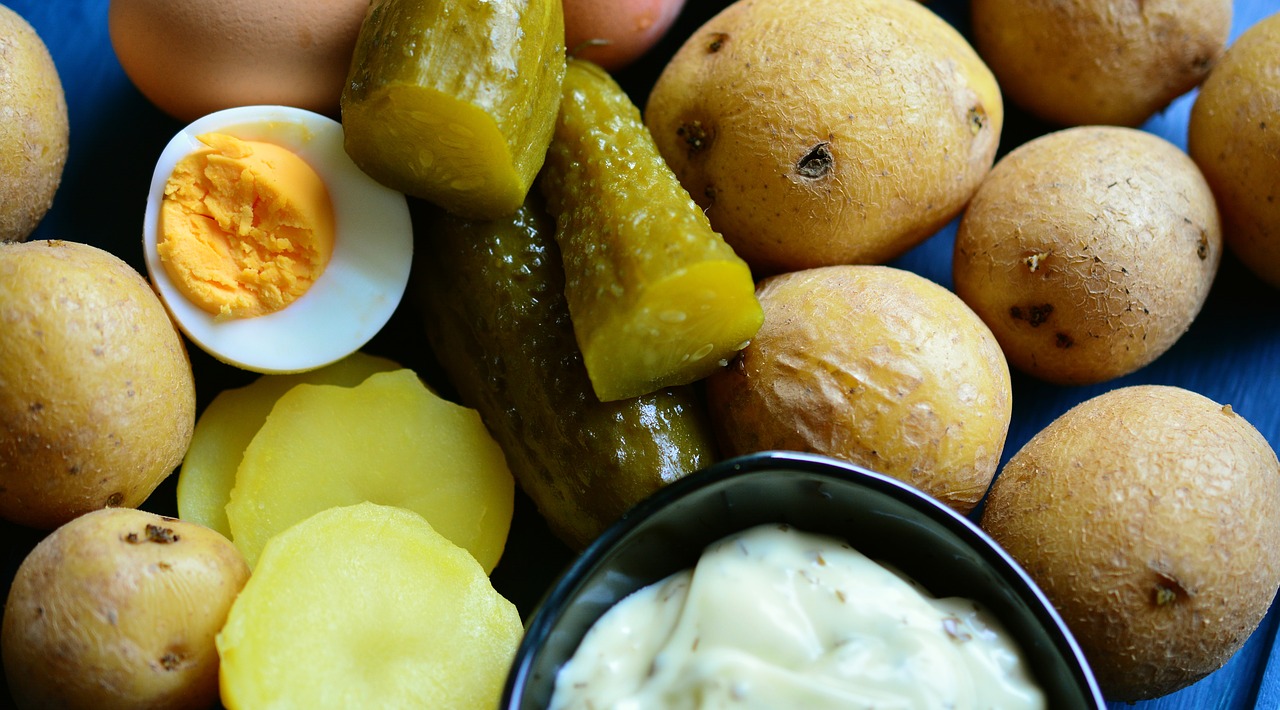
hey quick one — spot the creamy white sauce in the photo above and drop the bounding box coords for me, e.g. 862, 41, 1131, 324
550, 524, 1046, 710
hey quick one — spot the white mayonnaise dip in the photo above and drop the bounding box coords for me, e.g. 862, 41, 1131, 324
549, 523, 1047, 709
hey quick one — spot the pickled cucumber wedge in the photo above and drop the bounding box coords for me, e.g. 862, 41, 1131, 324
341, 0, 565, 219
541, 59, 763, 402
413, 195, 718, 550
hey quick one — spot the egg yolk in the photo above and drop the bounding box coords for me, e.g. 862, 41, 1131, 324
157, 132, 335, 319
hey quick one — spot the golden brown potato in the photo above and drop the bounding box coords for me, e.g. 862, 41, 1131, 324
644, 0, 1002, 274
0, 5, 68, 241
953, 126, 1221, 386
705, 265, 1012, 514
1188, 12, 1280, 288
971, 0, 1231, 127
2, 507, 251, 710
0, 240, 196, 529
980, 385, 1280, 701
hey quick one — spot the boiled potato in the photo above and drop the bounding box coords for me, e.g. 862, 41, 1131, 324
225, 369, 514, 572
0, 240, 196, 529
1188, 11, 1280, 288
2, 507, 250, 710
644, 0, 1001, 274
705, 265, 1012, 514
953, 126, 1221, 385
217, 502, 523, 709
980, 385, 1280, 701
0, 5, 68, 242
971, 0, 1230, 127
175, 351, 400, 538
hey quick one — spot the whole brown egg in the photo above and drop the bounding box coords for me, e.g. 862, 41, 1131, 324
108, 0, 369, 122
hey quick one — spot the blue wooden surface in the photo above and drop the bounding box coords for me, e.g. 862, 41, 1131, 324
2, 0, 1278, 707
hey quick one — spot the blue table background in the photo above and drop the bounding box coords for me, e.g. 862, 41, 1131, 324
2, 0, 1278, 707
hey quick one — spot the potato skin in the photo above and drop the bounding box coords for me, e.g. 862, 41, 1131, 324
980, 385, 1280, 701
0, 5, 69, 242
971, 0, 1231, 127
953, 126, 1221, 386
705, 265, 1012, 514
2, 507, 251, 710
644, 0, 1002, 274
0, 240, 196, 529
1188, 12, 1280, 288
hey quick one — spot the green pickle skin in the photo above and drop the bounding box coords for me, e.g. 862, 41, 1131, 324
412, 196, 719, 551
540, 59, 764, 402
341, 0, 565, 219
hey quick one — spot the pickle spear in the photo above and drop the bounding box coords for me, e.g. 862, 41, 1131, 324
412, 195, 718, 550
541, 59, 764, 402
341, 0, 565, 219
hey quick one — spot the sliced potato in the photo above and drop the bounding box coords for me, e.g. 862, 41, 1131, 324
224, 369, 514, 572
176, 352, 400, 538
217, 502, 523, 709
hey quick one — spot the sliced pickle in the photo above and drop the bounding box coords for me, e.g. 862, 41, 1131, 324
341, 0, 565, 219
540, 59, 763, 402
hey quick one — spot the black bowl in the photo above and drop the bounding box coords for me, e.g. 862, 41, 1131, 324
502, 450, 1105, 709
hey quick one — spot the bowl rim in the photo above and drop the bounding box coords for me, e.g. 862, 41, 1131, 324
503, 449, 1106, 708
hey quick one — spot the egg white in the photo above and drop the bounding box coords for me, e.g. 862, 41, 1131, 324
143, 105, 413, 374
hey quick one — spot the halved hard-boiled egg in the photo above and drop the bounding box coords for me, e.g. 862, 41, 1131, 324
143, 105, 412, 373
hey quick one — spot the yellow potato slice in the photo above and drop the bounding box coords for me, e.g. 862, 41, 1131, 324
176, 351, 400, 538
217, 502, 523, 709
225, 369, 514, 572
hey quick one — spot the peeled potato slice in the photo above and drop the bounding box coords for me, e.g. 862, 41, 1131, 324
176, 351, 400, 538
224, 369, 514, 572
217, 502, 523, 709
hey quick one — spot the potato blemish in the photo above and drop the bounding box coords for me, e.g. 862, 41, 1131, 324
1152, 572, 1189, 606
795, 142, 834, 179
123, 524, 180, 544
968, 105, 987, 135
1010, 303, 1054, 327
158, 650, 186, 671
705, 31, 729, 53
677, 120, 712, 157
